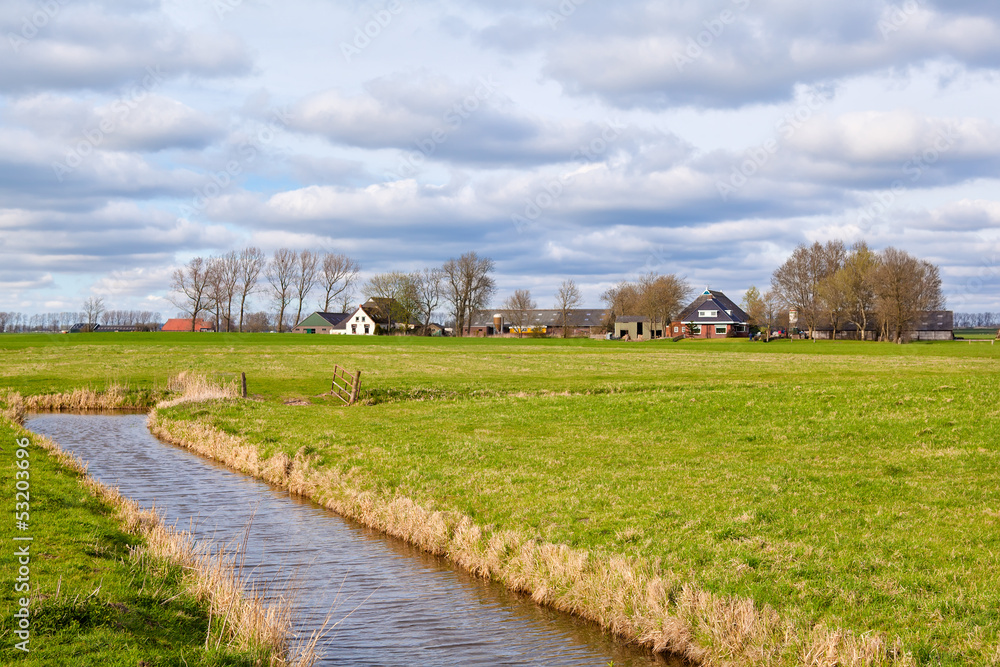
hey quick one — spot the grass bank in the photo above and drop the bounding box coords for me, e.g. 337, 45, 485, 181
0, 393, 305, 666
4, 334, 1000, 665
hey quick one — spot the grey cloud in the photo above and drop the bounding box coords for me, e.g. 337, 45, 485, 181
0, 1, 252, 92
466, 0, 1000, 109
290, 73, 686, 169
8, 94, 225, 152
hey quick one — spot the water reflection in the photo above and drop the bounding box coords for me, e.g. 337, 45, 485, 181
27, 413, 683, 667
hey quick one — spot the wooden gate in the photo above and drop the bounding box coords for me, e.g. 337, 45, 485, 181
331, 365, 362, 406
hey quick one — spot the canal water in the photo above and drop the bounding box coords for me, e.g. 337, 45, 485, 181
27, 414, 682, 666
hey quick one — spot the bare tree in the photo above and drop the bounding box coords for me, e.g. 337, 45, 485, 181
266, 249, 297, 333
760, 290, 784, 341
637, 273, 691, 338
364, 271, 418, 333
414, 268, 443, 335
741, 285, 764, 336
170, 258, 213, 331
205, 256, 226, 332
236, 246, 266, 333
441, 252, 496, 336
554, 279, 582, 338
319, 253, 360, 312
771, 241, 843, 339
839, 241, 880, 340
502, 289, 536, 338
875, 247, 944, 343
82, 297, 105, 331
213, 251, 240, 332
293, 250, 320, 328
601, 280, 641, 332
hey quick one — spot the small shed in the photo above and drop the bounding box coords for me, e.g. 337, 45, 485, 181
614, 316, 660, 340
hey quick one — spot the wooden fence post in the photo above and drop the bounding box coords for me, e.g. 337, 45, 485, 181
241, 372, 247, 398
349, 370, 362, 405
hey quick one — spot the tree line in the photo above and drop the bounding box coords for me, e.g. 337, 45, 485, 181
170, 248, 500, 335
954, 313, 1000, 328
170, 248, 361, 332
744, 241, 944, 342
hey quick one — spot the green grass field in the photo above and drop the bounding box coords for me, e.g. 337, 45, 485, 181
4, 333, 1000, 664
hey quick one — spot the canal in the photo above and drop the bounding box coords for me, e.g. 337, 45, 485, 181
27, 413, 681, 666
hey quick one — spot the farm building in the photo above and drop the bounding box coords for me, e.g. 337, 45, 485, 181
291, 312, 352, 334
342, 299, 407, 335
161, 318, 214, 332
672, 289, 750, 339
810, 310, 954, 341
464, 309, 609, 337
68, 323, 153, 333
613, 316, 664, 340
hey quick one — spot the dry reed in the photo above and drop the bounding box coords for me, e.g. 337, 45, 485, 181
148, 409, 915, 667
6, 407, 317, 667
24, 382, 138, 412
159, 371, 240, 408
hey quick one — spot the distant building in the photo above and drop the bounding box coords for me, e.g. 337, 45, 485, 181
811, 311, 954, 341
69, 323, 155, 333
613, 316, 662, 340
161, 318, 214, 332
465, 309, 608, 337
672, 289, 750, 338
291, 312, 352, 334
342, 299, 401, 335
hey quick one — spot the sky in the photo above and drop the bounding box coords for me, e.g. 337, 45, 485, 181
2, 0, 1000, 317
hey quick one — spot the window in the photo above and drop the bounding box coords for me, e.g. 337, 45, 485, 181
673, 326, 679, 333
351, 324, 357, 334
364, 324, 370, 334
691, 324, 701, 334
698, 310, 718, 318
716, 325, 727, 335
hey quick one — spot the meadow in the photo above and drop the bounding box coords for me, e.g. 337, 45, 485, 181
3, 332, 1000, 665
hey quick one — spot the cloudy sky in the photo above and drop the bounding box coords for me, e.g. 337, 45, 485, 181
2, 0, 1000, 317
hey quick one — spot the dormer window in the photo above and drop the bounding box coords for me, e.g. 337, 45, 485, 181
698, 310, 718, 318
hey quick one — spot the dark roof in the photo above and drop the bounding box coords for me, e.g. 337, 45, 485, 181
469, 309, 609, 328
914, 310, 954, 331
70, 323, 150, 332
316, 312, 351, 327
358, 300, 393, 325
678, 290, 749, 324
815, 310, 953, 332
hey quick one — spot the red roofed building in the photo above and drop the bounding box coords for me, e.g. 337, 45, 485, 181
161, 318, 214, 332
